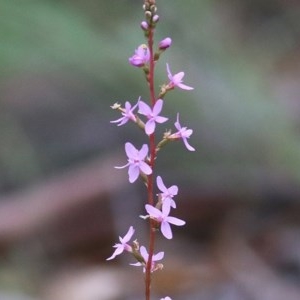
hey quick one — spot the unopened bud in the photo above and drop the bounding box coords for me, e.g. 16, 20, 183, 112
145, 11, 152, 20
159, 37, 172, 50
141, 21, 149, 31
150, 5, 157, 13
152, 14, 159, 23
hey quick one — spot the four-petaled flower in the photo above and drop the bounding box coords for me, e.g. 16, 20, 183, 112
130, 245, 164, 272
116, 142, 152, 183
129, 44, 150, 67
110, 99, 139, 126
145, 201, 185, 239
156, 176, 178, 208
170, 113, 195, 151
107, 226, 135, 260
138, 99, 168, 135
166, 63, 194, 90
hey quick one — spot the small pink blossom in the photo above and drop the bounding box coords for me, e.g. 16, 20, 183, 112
159, 37, 172, 50
170, 113, 195, 151
130, 245, 164, 272
156, 176, 178, 208
116, 142, 152, 183
166, 63, 193, 90
138, 99, 168, 135
145, 201, 185, 239
107, 226, 135, 260
129, 44, 150, 67
110, 99, 139, 126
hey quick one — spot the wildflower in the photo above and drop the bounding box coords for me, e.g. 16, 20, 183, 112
110, 99, 139, 126
166, 63, 193, 90
156, 176, 178, 208
169, 113, 195, 151
138, 99, 168, 135
145, 201, 185, 239
159, 37, 172, 50
107, 226, 135, 260
129, 44, 150, 67
130, 245, 164, 272
115, 142, 152, 183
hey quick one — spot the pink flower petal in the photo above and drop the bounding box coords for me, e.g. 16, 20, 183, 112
128, 165, 140, 183
121, 226, 135, 243
145, 119, 156, 135
145, 204, 162, 219
138, 101, 152, 116
177, 83, 194, 90
166, 216, 186, 226
139, 161, 152, 175
161, 221, 172, 239
153, 99, 163, 115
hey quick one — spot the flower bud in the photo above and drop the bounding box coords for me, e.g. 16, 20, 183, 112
152, 14, 159, 23
150, 5, 157, 13
145, 10, 152, 20
159, 37, 172, 50
141, 21, 149, 31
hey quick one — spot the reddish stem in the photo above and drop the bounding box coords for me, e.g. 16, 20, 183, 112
145, 27, 156, 300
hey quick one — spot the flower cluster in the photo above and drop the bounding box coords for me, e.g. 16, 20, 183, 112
107, 1, 194, 299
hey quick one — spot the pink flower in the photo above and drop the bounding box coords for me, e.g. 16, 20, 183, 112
110, 99, 139, 126
129, 44, 150, 67
166, 63, 193, 90
170, 113, 195, 151
156, 176, 178, 208
138, 99, 168, 135
159, 37, 172, 50
115, 142, 152, 183
145, 201, 185, 239
130, 245, 164, 272
107, 226, 135, 260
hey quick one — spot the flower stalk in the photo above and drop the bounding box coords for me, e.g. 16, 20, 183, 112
107, 1, 194, 299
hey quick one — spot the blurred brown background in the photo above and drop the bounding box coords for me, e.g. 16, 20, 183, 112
1, 0, 300, 299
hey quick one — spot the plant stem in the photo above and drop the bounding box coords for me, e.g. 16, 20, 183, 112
145, 26, 156, 300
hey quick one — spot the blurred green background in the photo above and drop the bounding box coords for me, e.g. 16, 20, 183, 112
1, 0, 300, 299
